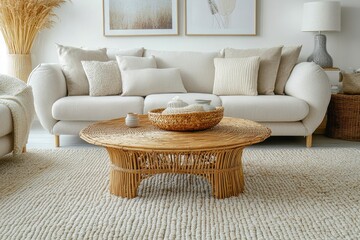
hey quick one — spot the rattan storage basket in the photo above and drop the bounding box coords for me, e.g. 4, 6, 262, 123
326, 94, 360, 141
148, 107, 224, 131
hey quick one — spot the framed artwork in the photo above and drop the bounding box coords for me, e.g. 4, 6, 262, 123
103, 0, 178, 36
185, 0, 256, 36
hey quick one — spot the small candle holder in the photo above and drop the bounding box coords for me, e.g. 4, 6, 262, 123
125, 113, 139, 128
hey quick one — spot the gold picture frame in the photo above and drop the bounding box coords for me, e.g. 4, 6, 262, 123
185, 0, 256, 36
103, 0, 179, 36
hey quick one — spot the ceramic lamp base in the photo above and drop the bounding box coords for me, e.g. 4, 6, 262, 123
307, 34, 333, 68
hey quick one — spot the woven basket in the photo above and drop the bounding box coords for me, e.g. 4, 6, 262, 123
326, 94, 360, 141
148, 107, 224, 131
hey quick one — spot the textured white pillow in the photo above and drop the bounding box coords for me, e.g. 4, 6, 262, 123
121, 68, 187, 96
56, 44, 109, 96
116, 55, 157, 71
213, 57, 260, 96
81, 61, 121, 96
225, 46, 283, 95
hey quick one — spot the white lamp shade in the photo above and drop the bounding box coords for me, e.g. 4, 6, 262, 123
302, 1, 341, 32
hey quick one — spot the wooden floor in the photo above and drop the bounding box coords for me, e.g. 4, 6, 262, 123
27, 120, 359, 149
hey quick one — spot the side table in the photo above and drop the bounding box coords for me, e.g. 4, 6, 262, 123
326, 94, 360, 141
315, 67, 341, 134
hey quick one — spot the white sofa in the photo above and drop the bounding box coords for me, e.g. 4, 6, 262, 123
28, 48, 331, 148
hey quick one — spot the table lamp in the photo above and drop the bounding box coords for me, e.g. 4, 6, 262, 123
302, 1, 341, 68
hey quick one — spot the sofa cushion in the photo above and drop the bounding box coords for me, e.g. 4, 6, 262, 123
121, 68, 187, 97
116, 55, 157, 71
106, 47, 144, 60
0, 104, 13, 137
213, 57, 260, 96
275, 46, 302, 95
81, 60, 122, 96
144, 93, 222, 113
56, 44, 109, 96
224, 46, 283, 95
220, 95, 309, 122
52, 96, 144, 121
144, 49, 221, 93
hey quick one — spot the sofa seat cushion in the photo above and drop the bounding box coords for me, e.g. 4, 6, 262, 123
220, 95, 309, 122
144, 93, 222, 113
52, 96, 144, 121
0, 104, 13, 137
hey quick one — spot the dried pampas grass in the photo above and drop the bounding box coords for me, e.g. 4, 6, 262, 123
0, 0, 68, 54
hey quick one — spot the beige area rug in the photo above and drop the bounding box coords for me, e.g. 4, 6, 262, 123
0, 148, 359, 239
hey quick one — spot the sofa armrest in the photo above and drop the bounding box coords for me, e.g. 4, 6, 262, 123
28, 64, 67, 134
285, 62, 331, 135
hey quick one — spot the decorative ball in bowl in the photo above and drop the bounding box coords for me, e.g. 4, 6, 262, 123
148, 107, 224, 131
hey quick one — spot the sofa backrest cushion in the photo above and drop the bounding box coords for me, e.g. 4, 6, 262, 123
106, 47, 144, 60
116, 55, 157, 71
56, 44, 109, 96
144, 49, 221, 93
224, 46, 283, 95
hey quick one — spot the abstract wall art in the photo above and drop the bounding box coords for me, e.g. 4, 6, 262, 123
185, 0, 256, 36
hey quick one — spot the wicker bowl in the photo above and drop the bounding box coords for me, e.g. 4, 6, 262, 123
148, 107, 224, 131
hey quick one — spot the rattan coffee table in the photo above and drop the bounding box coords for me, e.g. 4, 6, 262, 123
80, 115, 271, 199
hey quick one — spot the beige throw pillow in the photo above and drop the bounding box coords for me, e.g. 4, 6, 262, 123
116, 55, 157, 71
342, 72, 360, 94
121, 68, 187, 96
56, 44, 109, 96
275, 46, 302, 95
225, 46, 283, 95
81, 61, 121, 96
213, 57, 260, 96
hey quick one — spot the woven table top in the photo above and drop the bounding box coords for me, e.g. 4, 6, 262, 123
80, 115, 271, 151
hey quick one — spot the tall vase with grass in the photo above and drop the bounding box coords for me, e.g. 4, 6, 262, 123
0, 0, 67, 82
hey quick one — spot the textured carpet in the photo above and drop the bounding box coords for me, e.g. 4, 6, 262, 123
0, 148, 359, 239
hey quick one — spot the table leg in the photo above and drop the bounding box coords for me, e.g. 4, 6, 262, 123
209, 147, 244, 199
105, 147, 245, 199
107, 147, 141, 198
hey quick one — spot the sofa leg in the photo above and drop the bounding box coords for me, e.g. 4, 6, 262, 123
55, 135, 60, 147
22, 145, 26, 153
306, 135, 312, 148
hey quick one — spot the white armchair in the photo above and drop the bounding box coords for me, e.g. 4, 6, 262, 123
0, 104, 13, 157
0, 74, 35, 157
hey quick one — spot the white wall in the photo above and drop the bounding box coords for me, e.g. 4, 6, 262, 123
1, 0, 360, 72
